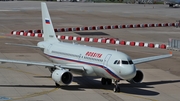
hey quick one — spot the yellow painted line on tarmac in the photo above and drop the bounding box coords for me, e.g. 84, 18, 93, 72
0, 36, 7, 38
8, 88, 58, 101
6, 67, 39, 76
0, 66, 58, 100
0, 66, 39, 76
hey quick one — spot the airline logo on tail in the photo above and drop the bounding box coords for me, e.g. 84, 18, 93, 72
45, 18, 50, 24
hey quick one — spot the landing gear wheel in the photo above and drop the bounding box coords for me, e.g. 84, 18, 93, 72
113, 86, 120, 92
101, 78, 112, 85
169, 4, 174, 7
107, 79, 112, 85
101, 78, 106, 85
55, 83, 60, 88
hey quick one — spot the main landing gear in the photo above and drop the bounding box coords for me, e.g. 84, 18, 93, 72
101, 78, 112, 85
101, 78, 120, 93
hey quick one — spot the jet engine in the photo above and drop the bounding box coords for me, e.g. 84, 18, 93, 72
52, 69, 73, 85
127, 69, 144, 83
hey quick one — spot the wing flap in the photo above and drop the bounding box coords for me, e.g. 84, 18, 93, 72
0, 59, 54, 67
5, 43, 42, 48
57, 64, 85, 71
132, 53, 172, 64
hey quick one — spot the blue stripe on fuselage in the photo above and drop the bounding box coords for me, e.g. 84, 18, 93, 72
45, 54, 122, 80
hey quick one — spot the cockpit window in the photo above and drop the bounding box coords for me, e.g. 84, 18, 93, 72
129, 60, 133, 64
122, 60, 128, 64
114, 60, 118, 64
114, 60, 120, 64
117, 60, 120, 64
114, 59, 133, 65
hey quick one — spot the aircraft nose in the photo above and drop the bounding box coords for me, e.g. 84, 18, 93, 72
120, 65, 136, 79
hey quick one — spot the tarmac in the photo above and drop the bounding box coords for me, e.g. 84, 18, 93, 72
0, 1, 180, 101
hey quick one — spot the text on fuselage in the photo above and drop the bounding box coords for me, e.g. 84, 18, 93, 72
85, 51, 102, 58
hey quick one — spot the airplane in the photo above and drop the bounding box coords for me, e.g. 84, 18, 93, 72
0, 2, 172, 93
164, 0, 180, 7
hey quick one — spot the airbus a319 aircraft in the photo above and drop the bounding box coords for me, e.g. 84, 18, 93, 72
164, 0, 180, 7
0, 2, 172, 92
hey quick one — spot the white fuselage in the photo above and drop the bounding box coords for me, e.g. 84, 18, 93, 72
39, 41, 136, 80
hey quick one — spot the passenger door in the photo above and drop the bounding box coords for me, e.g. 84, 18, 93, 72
103, 54, 112, 66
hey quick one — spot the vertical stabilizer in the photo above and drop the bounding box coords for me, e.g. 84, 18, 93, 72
41, 2, 59, 42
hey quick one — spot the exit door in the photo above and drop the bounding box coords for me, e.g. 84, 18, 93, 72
103, 54, 112, 66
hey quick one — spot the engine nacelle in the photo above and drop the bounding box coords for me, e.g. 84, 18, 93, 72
127, 69, 144, 84
52, 69, 73, 85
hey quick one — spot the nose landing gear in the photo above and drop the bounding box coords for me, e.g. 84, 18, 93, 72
113, 80, 120, 92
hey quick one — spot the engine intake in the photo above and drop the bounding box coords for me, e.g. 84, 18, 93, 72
52, 69, 73, 85
127, 69, 144, 83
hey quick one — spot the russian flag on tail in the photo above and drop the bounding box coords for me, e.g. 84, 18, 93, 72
45, 18, 50, 24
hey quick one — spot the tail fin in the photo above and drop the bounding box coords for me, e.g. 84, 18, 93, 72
41, 2, 59, 42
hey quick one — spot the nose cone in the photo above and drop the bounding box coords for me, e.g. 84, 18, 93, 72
120, 65, 136, 80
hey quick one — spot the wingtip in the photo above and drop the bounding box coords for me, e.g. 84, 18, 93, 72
169, 51, 173, 55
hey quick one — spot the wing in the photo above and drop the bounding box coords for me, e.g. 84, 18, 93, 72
5, 43, 41, 48
132, 53, 172, 64
0, 59, 84, 71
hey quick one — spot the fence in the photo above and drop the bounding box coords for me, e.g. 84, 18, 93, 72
168, 38, 180, 51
